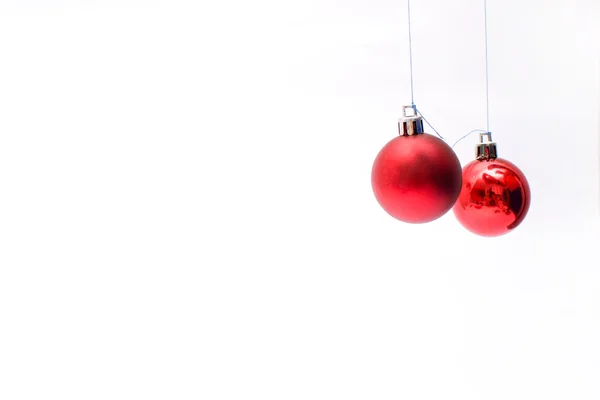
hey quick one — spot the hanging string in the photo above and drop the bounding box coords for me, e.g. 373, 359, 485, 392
415, 108, 443, 140
450, 0, 491, 148
452, 129, 488, 148
407, 0, 415, 106
484, 0, 490, 133
406, 1, 444, 140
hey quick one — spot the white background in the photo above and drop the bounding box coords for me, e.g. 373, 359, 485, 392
0, 0, 599, 399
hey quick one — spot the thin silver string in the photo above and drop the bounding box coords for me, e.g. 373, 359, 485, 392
407, 1, 443, 139
416, 108, 444, 140
451, 0, 491, 148
408, 0, 415, 106
452, 130, 488, 148
484, 0, 490, 133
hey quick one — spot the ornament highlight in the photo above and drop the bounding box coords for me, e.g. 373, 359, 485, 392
371, 106, 463, 224
453, 132, 531, 237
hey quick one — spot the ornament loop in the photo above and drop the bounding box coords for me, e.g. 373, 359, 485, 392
479, 132, 493, 143
398, 105, 424, 136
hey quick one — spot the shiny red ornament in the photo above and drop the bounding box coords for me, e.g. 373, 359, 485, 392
453, 134, 531, 237
371, 109, 462, 223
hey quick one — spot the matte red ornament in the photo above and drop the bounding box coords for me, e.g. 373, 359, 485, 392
371, 107, 462, 224
453, 133, 531, 237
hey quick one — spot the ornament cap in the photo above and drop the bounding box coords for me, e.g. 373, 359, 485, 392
476, 132, 498, 160
398, 105, 424, 136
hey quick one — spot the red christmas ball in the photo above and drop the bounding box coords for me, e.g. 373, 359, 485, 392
371, 133, 463, 224
453, 158, 531, 237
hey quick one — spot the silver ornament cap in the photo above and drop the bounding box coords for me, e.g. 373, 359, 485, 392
398, 105, 424, 136
476, 132, 498, 160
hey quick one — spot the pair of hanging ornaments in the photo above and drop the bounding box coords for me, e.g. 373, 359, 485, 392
371, 105, 530, 237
